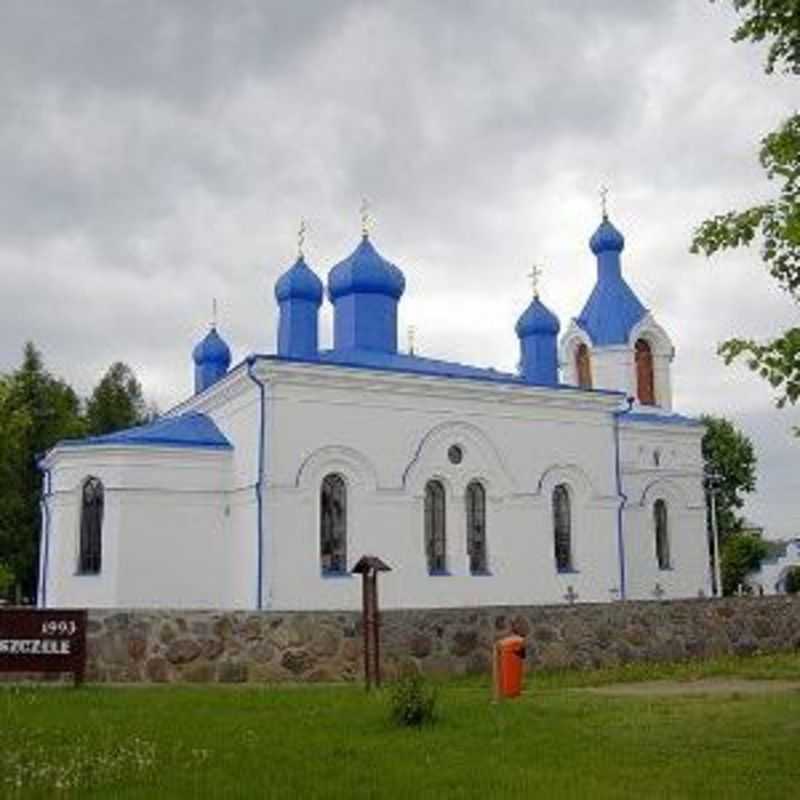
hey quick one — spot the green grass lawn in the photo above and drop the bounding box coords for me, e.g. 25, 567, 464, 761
2, 653, 800, 799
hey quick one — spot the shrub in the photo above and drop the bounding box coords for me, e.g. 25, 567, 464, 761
388, 673, 438, 727
784, 566, 800, 595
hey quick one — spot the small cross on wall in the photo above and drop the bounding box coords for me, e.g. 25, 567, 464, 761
652, 582, 665, 600
563, 585, 578, 604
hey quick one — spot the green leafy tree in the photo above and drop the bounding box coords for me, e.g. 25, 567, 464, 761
721, 532, 769, 595
692, 1, 800, 423
0, 343, 85, 601
0, 562, 14, 601
86, 362, 149, 436
701, 415, 758, 543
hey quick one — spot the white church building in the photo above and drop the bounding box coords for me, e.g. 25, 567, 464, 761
38, 211, 710, 610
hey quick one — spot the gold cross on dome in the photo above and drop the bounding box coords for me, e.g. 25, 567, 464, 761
528, 263, 543, 297
297, 218, 307, 258
211, 297, 218, 329
360, 197, 372, 237
599, 184, 609, 219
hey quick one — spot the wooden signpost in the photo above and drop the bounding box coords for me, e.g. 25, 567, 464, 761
352, 555, 391, 691
0, 609, 87, 686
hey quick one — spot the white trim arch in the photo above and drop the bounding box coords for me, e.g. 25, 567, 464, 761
295, 445, 379, 494
536, 464, 595, 505
638, 477, 690, 510
403, 421, 515, 499
559, 321, 594, 387
629, 313, 674, 411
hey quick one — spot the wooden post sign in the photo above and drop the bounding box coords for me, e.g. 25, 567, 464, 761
0, 609, 87, 686
352, 555, 391, 691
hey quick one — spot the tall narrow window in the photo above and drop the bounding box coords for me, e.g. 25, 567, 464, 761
466, 481, 487, 574
320, 474, 347, 574
654, 499, 670, 569
79, 476, 104, 574
425, 480, 447, 573
575, 344, 592, 389
553, 484, 572, 572
635, 339, 656, 405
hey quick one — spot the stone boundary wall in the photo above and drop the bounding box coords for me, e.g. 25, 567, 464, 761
79, 597, 800, 683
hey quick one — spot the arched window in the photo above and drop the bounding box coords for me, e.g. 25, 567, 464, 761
654, 499, 670, 569
79, 476, 104, 574
575, 343, 592, 389
635, 339, 656, 405
425, 480, 447, 573
320, 474, 347, 574
466, 481, 487, 574
553, 484, 572, 572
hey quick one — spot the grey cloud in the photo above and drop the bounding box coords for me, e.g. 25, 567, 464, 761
1, 0, 798, 536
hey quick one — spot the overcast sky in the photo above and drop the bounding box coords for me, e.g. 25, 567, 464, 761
1, 1, 797, 537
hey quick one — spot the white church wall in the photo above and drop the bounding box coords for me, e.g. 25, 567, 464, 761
114, 491, 228, 608
590, 345, 636, 399
192, 376, 264, 609
619, 422, 709, 600
262, 364, 628, 610
42, 447, 234, 608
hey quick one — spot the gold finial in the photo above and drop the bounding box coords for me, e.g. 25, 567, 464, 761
599, 184, 609, 220
408, 325, 417, 356
528, 264, 543, 298
297, 218, 307, 259
360, 197, 372, 238
211, 297, 218, 329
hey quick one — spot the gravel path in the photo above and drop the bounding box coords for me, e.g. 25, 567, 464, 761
580, 679, 800, 696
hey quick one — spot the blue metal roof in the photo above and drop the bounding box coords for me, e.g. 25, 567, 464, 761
275, 256, 324, 305
576, 278, 647, 346
328, 235, 406, 301
192, 327, 232, 367
516, 296, 561, 338
59, 412, 233, 450
249, 351, 624, 396
576, 216, 647, 346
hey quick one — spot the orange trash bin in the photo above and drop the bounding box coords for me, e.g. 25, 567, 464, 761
494, 635, 526, 699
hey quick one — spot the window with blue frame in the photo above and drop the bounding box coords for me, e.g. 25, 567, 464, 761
320, 474, 347, 574
654, 499, 670, 569
553, 484, 572, 572
425, 480, 447, 573
78, 476, 103, 574
466, 481, 487, 573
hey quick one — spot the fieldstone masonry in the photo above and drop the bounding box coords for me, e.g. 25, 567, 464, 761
80, 597, 800, 683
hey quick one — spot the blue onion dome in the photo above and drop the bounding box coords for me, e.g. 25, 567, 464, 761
589, 217, 625, 255
192, 326, 232, 369
274, 255, 324, 305
515, 296, 561, 338
328, 235, 406, 301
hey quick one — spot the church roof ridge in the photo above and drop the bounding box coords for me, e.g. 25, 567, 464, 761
57, 412, 233, 451
248, 351, 626, 397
